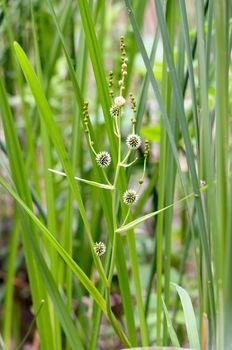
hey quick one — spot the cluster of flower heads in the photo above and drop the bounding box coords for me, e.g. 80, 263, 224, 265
83, 36, 150, 207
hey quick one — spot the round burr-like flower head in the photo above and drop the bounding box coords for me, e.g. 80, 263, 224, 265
123, 189, 138, 205
96, 151, 111, 168
126, 134, 142, 150
114, 96, 126, 108
93, 242, 106, 257
110, 105, 120, 118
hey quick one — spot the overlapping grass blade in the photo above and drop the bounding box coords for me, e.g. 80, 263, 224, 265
0, 176, 107, 314
135, 28, 159, 133
0, 176, 133, 347
178, 0, 199, 152
75, 0, 115, 149
124, 0, 215, 326
30, 5, 62, 347
13, 41, 108, 287
13, 39, 132, 343
0, 74, 55, 350
45, 0, 72, 85
124, 0, 186, 188
161, 2, 179, 343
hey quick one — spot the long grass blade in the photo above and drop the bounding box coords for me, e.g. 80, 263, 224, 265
172, 283, 200, 350
48, 168, 114, 189
162, 297, 180, 347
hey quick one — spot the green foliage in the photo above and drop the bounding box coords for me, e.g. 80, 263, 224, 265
0, 0, 231, 349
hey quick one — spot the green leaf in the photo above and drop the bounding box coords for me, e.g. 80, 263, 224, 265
48, 168, 114, 190
162, 297, 180, 347
172, 283, 200, 350
140, 125, 160, 141
116, 191, 196, 234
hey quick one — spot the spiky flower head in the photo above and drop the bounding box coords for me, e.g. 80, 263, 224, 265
114, 96, 126, 108
123, 189, 138, 206
126, 134, 142, 150
110, 105, 120, 118
96, 151, 111, 168
93, 241, 106, 257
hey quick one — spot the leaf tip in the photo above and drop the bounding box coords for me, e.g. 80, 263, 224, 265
13, 41, 19, 49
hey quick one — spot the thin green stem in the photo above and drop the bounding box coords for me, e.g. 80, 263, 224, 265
107, 116, 122, 286
122, 208, 131, 226
121, 150, 132, 164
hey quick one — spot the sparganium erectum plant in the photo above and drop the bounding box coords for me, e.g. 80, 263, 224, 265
1, 0, 229, 347
48, 37, 149, 347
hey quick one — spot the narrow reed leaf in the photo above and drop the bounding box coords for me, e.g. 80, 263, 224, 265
172, 283, 200, 350
75, 0, 114, 145
46, 0, 83, 108
153, 0, 202, 192
48, 168, 114, 190
162, 297, 180, 347
136, 23, 158, 134
45, 0, 72, 83
116, 190, 198, 233
178, 0, 199, 152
